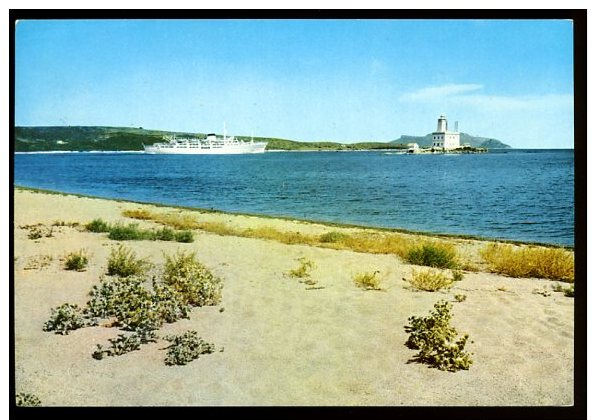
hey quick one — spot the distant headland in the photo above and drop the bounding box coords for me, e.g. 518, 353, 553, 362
14, 125, 511, 152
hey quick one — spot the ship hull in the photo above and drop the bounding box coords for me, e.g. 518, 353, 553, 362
144, 142, 267, 155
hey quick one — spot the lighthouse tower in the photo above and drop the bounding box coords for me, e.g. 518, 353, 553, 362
431, 114, 460, 150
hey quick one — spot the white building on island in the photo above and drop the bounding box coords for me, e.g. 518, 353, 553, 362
431, 115, 460, 150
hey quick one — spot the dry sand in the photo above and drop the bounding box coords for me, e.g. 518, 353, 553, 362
13, 189, 574, 406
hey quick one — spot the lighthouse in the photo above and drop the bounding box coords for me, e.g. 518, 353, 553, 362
431, 114, 460, 150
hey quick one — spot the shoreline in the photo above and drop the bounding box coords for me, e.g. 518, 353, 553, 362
14, 185, 572, 249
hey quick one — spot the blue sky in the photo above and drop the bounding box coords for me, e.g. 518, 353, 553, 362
15, 19, 574, 148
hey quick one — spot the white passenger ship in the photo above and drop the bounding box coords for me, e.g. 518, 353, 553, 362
143, 128, 267, 154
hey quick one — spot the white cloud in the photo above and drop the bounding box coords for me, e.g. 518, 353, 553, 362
399, 83, 483, 101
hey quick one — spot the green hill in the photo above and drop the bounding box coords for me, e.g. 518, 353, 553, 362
14, 126, 510, 152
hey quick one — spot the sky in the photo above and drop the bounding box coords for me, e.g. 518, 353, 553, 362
15, 18, 574, 148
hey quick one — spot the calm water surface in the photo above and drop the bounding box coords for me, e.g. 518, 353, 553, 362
14, 150, 575, 246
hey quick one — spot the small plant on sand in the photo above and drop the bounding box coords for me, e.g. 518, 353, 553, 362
353, 271, 383, 291
319, 231, 349, 244
64, 249, 88, 271
163, 251, 223, 307
152, 279, 191, 323
106, 244, 150, 277
404, 299, 473, 372
480, 243, 574, 282
407, 268, 453, 292
92, 330, 158, 360
163, 330, 215, 366
288, 257, 317, 285
552, 283, 574, 298
16, 392, 42, 407
43, 303, 90, 335
288, 257, 315, 279
454, 294, 467, 303
86, 218, 110, 233
152, 226, 176, 241
451, 269, 464, 282
406, 242, 458, 269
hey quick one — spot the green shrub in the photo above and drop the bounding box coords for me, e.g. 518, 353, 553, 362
86, 275, 161, 331
64, 250, 88, 271
164, 330, 215, 366
107, 223, 150, 241
86, 218, 110, 233
92, 330, 157, 360
288, 257, 315, 279
152, 227, 175, 241
16, 392, 42, 407
406, 242, 458, 269
319, 231, 349, 243
43, 303, 90, 335
152, 280, 191, 323
163, 251, 223, 307
106, 244, 150, 277
404, 300, 473, 372
353, 271, 383, 290
174, 230, 194, 243
407, 268, 453, 292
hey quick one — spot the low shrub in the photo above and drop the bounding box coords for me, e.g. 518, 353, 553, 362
86, 218, 110, 233
480, 243, 574, 282
454, 294, 467, 302
319, 231, 349, 243
451, 269, 464, 282
174, 230, 194, 243
43, 303, 90, 335
164, 330, 215, 366
163, 251, 223, 307
107, 223, 150, 241
404, 299, 473, 372
198, 221, 238, 236
106, 244, 150, 277
16, 392, 42, 407
92, 330, 158, 360
152, 227, 175, 241
64, 250, 88, 271
353, 271, 383, 290
408, 268, 453, 292
152, 280, 191, 323
86, 275, 161, 331
406, 242, 459, 269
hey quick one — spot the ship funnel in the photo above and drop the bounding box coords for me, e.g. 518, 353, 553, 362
455, 121, 459, 132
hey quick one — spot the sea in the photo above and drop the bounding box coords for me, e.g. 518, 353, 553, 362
14, 149, 575, 247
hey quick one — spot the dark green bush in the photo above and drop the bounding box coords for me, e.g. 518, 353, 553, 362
92, 330, 157, 360
174, 230, 194, 243
107, 223, 150, 240
152, 227, 175, 241
406, 243, 458, 269
164, 330, 215, 366
404, 300, 473, 372
43, 303, 90, 335
86, 218, 110, 233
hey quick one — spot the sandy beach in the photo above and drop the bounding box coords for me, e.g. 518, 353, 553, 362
13, 188, 574, 406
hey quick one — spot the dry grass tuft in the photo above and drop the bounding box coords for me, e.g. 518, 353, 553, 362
480, 243, 574, 282
408, 268, 453, 292
122, 209, 153, 220
353, 271, 383, 290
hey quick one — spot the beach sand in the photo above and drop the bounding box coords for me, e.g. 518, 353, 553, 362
13, 189, 574, 406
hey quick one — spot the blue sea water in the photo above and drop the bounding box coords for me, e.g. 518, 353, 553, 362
14, 149, 575, 247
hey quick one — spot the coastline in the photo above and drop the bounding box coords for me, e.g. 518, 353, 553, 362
13, 187, 574, 406
14, 185, 571, 249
